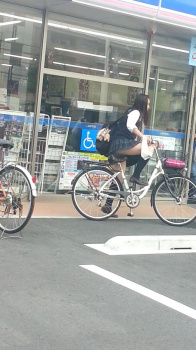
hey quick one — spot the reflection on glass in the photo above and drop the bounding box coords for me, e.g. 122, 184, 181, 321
41, 74, 142, 152
108, 41, 145, 82
149, 67, 191, 134
0, 6, 42, 113
46, 19, 146, 81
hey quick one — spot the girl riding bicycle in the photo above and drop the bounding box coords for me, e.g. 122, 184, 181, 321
102, 93, 154, 216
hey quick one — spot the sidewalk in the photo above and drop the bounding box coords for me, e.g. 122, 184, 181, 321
33, 193, 157, 218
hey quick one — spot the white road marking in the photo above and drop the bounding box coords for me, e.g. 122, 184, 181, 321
80, 264, 196, 320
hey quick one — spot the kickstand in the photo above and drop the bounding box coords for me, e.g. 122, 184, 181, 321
127, 182, 136, 217
127, 209, 134, 217
1, 229, 23, 239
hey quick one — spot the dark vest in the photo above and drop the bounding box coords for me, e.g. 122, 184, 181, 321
113, 109, 142, 141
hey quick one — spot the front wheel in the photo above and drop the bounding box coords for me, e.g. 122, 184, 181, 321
0, 166, 35, 233
152, 175, 196, 226
72, 167, 123, 220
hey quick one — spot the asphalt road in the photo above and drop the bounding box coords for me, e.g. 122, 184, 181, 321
0, 218, 196, 350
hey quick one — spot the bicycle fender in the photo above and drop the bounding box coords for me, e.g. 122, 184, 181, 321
150, 178, 163, 207
150, 174, 183, 206
3, 164, 37, 197
71, 170, 84, 187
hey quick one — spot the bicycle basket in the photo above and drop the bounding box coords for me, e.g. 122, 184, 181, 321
162, 150, 186, 169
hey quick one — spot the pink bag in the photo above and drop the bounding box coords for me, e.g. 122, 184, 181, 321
164, 158, 185, 169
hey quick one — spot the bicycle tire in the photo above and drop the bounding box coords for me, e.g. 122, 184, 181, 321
72, 167, 123, 220
152, 175, 196, 226
0, 166, 35, 234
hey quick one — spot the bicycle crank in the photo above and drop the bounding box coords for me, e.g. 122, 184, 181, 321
126, 193, 140, 208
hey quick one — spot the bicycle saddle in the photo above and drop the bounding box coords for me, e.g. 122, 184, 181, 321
108, 154, 126, 164
0, 139, 14, 149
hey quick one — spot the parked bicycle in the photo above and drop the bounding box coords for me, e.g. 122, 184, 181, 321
0, 139, 37, 234
72, 141, 196, 226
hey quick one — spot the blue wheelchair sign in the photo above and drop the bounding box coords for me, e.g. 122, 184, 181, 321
80, 129, 98, 152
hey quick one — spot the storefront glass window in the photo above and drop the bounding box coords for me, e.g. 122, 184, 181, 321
151, 35, 190, 69
41, 74, 142, 123
148, 35, 192, 148
0, 4, 42, 178
46, 18, 146, 81
40, 73, 142, 191
0, 5, 42, 113
108, 40, 145, 82
148, 67, 191, 133
143, 35, 192, 184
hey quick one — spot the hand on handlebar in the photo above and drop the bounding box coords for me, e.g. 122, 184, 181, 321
147, 136, 152, 145
151, 139, 159, 148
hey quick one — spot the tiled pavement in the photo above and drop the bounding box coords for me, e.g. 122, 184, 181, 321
33, 193, 157, 218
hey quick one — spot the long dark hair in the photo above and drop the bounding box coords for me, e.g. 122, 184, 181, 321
131, 93, 149, 125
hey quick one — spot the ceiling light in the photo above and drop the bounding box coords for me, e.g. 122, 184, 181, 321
150, 77, 173, 83
158, 79, 173, 83
54, 47, 105, 58
49, 22, 143, 44
1, 63, 12, 67
0, 20, 21, 26
70, 26, 143, 44
53, 61, 105, 72
4, 53, 33, 60
5, 37, 18, 41
120, 59, 141, 65
0, 12, 41, 23
152, 44, 189, 54
49, 23, 69, 29
119, 72, 129, 76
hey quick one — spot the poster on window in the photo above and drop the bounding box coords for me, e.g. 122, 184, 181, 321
59, 151, 107, 189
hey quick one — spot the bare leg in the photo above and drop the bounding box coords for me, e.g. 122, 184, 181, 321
118, 143, 154, 156
117, 143, 154, 186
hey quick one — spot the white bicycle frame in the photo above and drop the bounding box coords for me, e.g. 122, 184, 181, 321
99, 146, 164, 200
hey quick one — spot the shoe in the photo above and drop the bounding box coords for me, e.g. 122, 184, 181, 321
101, 205, 118, 218
129, 176, 148, 187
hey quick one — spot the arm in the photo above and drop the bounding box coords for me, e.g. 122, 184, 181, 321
126, 110, 143, 139
126, 110, 151, 143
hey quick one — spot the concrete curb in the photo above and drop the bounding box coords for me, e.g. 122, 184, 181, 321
105, 235, 196, 252
85, 235, 196, 255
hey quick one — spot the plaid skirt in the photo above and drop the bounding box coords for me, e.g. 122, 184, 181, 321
109, 138, 140, 154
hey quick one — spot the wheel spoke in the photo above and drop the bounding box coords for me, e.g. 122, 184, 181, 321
72, 168, 122, 220
0, 167, 34, 233
153, 176, 196, 226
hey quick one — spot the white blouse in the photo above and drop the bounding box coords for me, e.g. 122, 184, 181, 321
126, 110, 140, 132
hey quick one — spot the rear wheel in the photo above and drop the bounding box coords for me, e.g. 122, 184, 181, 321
152, 175, 196, 226
72, 167, 123, 220
0, 166, 35, 233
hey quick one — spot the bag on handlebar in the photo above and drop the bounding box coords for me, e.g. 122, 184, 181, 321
164, 158, 185, 169
162, 150, 186, 169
